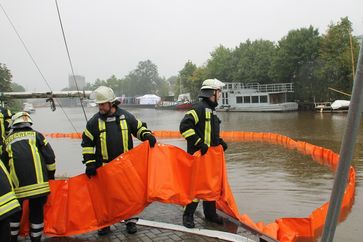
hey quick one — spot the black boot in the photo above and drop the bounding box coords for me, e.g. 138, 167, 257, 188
183, 202, 198, 228
182, 214, 195, 228
203, 201, 223, 225
10, 236, 18, 242
126, 222, 137, 234
97, 226, 111, 236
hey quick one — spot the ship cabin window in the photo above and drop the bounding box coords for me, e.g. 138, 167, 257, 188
260, 96, 267, 103
236, 96, 243, 103
228, 84, 233, 89
243, 96, 251, 103
252, 96, 259, 103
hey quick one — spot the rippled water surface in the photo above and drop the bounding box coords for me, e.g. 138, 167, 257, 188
30, 107, 363, 241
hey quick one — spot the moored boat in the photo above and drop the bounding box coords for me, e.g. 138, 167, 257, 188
218, 82, 298, 112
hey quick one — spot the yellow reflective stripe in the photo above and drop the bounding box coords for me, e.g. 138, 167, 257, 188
29, 138, 43, 183
98, 119, 108, 160
192, 199, 199, 202
137, 119, 142, 129
0, 191, 17, 206
204, 110, 211, 146
181, 129, 195, 139
82, 147, 94, 155
137, 127, 147, 140
120, 119, 129, 152
14, 182, 49, 193
0, 161, 13, 189
0, 113, 4, 141
5, 131, 35, 146
186, 110, 199, 125
194, 138, 201, 146
43, 139, 48, 146
0, 199, 20, 217
85, 160, 96, 165
84, 128, 94, 141
7, 148, 19, 188
46, 163, 56, 171
15, 186, 50, 199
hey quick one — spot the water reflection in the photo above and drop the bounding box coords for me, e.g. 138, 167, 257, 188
29, 107, 362, 241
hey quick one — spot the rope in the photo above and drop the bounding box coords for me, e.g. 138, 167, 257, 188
0, 2, 79, 133
54, 0, 88, 122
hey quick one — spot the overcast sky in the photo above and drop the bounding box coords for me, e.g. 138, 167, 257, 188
1, 0, 362, 91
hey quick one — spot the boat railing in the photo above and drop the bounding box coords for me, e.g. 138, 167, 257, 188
222, 82, 294, 93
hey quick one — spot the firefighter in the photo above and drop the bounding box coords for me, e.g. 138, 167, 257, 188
1, 112, 56, 242
81, 86, 157, 236
179, 78, 228, 228
0, 106, 12, 155
0, 159, 21, 242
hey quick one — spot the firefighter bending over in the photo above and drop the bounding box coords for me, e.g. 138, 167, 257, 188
2, 112, 56, 242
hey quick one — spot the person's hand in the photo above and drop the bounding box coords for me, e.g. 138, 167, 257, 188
196, 142, 208, 156
144, 133, 156, 148
85, 163, 97, 178
220, 139, 228, 151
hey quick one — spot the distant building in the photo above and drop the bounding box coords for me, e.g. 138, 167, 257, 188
68, 75, 86, 90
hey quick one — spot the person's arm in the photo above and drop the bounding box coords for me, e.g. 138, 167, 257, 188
180, 108, 208, 155
81, 121, 98, 177
37, 132, 56, 179
128, 112, 156, 147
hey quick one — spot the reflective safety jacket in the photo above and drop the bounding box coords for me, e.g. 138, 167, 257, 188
0, 107, 12, 154
0, 160, 20, 220
81, 107, 152, 167
1, 127, 56, 199
180, 98, 222, 154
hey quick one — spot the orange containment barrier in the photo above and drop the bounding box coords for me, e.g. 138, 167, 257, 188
40, 131, 356, 241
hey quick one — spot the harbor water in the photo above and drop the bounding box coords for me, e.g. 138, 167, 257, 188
30, 107, 363, 241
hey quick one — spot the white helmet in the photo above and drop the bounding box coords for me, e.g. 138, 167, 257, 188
200, 78, 225, 90
11, 111, 33, 128
91, 86, 117, 104
199, 78, 225, 98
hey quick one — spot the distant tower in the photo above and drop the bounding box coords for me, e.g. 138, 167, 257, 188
68, 75, 85, 90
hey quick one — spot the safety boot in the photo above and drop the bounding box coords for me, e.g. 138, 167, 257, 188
182, 214, 195, 228
203, 201, 223, 225
11, 236, 18, 242
126, 222, 137, 234
97, 226, 111, 236
205, 214, 223, 224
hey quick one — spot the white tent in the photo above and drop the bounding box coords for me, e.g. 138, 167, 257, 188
136, 94, 161, 104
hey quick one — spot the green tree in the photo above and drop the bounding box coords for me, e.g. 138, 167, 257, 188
317, 17, 359, 101
0, 63, 12, 93
124, 60, 163, 96
176, 61, 197, 97
271, 26, 321, 101
206, 45, 234, 82
232, 39, 276, 84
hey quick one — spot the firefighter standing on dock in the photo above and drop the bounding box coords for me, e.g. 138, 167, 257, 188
81, 86, 157, 236
1, 112, 56, 242
179, 78, 228, 228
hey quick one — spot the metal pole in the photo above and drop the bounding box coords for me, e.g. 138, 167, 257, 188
321, 38, 363, 241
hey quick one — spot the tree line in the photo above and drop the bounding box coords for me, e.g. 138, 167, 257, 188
1, 17, 361, 106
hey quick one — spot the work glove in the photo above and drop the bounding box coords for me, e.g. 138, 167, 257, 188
219, 139, 228, 151
144, 133, 157, 148
85, 163, 97, 178
196, 142, 209, 156
47, 170, 55, 180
